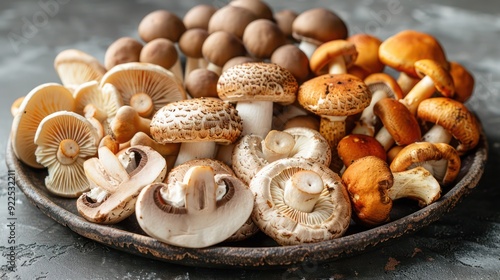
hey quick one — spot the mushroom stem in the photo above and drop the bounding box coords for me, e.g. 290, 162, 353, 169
327, 55, 347, 74
397, 72, 419, 95
84, 104, 108, 122
352, 89, 389, 136
184, 166, 217, 212
206, 62, 222, 76
284, 170, 323, 213
174, 141, 218, 167
170, 57, 184, 83
422, 124, 453, 144
298, 40, 318, 59
320, 115, 347, 171
236, 101, 274, 138
110, 106, 151, 143
130, 92, 154, 118
390, 166, 441, 207
57, 139, 80, 165
262, 130, 296, 162
401, 75, 436, 114
375, 126, 395, 151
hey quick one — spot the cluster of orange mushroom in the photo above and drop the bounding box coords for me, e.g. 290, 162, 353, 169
10, 0, 481, 247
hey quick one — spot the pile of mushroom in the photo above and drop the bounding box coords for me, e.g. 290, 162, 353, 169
10, 0, 482, 248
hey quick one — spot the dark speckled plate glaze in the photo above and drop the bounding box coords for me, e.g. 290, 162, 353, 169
6, 130, 488, 268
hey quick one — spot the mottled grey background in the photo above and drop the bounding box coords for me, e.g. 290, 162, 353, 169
0, 0, 499, 279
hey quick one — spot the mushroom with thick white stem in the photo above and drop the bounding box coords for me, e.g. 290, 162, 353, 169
232, 127, 331, 185
150, 97, 243, 167
54, 49, 107, 92
309, 40, 358, 76
417, 97, 480, 155
77, 145, 167, 224
11, 83, 75, 168
34, 111, 100, 197
217, 62, 298, 138
135, 165, 254, 248
250, 157, 351, 245
100, 62, 186, 119
390, 166, 441, 207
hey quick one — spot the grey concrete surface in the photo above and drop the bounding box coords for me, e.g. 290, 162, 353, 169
0, 0, 499, 279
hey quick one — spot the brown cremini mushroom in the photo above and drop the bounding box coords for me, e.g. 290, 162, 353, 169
270, 44, 310, 84
139, 38, 183, 82
229, 0, 273, 20
185, 68, 219, 98
104, 37, 143, 70
138, 10, 186, 43
207, 5, 257, 39
309, 40, 358, 75
178, 28, 209, 79
54, 49, 106, 92
182, 4, 217, 30
242, 19, 286, 59
202, 31, 247, 75
273, 9, 298, 43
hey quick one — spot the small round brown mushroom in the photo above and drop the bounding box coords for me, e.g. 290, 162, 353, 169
182, 4, 217, 30
54, 49, 106, 92
185, 68, 219, 98
273, 9, 298, 43
139, 38, 182, 81
138, 10, 186, 43
221, 56, 257, 73
207, 5, 257, 39
104, 37, 143, 70
229, 0, 273, 20
202, 31, 247, 75
337, 134, 387, 168
346, 33, 384, 76
283, 115, 320, 131
309, 40, 358, 75
178, 28, 209, 79
270, 44, 310, 83
242, 19, 286, 59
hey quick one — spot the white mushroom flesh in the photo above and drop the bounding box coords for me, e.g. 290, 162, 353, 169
390, 166, 441, 207
283, 170, 323, 213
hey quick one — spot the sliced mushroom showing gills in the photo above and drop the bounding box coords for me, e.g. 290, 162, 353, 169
135, 165, 254, 248
77, 145, 167, 224
34, 111, 99, 197
250, 157, 351, 245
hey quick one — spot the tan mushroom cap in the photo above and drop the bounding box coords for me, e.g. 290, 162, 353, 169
139, 38, 179, 70
104, 37, 143, 70
10, 96, 24, 117
364, 73, 404, 100
34, 111, 99, 197
182, 4, 217, 30
11, 83, 75, 168
378, 30, 449, 78
150, 97, 243, 145
271, 45, 309, 83
100, 62, 186, 118
342, 156, 393, 227
347, 33, 385, 75
242, 19, 286, 59
229, 0, 273, 20
222, 56, 258, 73
207, 5, 257, 39
298, 74, 371, 117
414, 59, 455, 97
54, 49, 106, 91
202, 31, 247, 68
250, 157, 351, 245
273, 9, 298, 39
217, 62, 298, 105
417, 97, 480, 155
292, 8, 348, 45
185, 68, 219, 98
337, 134, 387, 167
138, 10, 186, 43
390, 142, 461, 186
73, 80, 123, 122
374, 98, 421, 147
178, 28, 209, 59
309, 40, 358, 75
449, 61, 475, 103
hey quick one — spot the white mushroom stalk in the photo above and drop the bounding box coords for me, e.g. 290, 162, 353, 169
390, 167, 441, 207
400, 75, 436, 114
297, 40, 318, 59
173, 142, 218, 167
236, 101, 275, 138
422, 125, 453, 144
351, 87, 389, 136
283, 170, 324, 213
261, 130, 296, 162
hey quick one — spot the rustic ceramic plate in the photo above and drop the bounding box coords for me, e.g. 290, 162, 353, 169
6, 131, 488, 268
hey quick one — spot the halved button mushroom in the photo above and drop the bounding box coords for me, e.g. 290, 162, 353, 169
54, 49, 106, 92
250, 157, 351, 245
135, 165, 253, 248
77, 145, 167, 224
34, 111, 99, 197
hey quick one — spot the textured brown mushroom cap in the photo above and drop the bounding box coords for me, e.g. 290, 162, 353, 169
229, 0, 273, 20
309, 40, 358, 75
347, 33, 385, 74
342, 156, 393, 227
54, 49, 106, 90
270, 44, 309, 83
104, 37, 143, 70
250, 157, 351, 245
183, 4, 217, 30
364, 73, 404, 100
337, 134, 387, 167
178, 28, 209, 59
298, 73, 371, 117
139, 38, 178, 70
449, 62, 475, 103
11, 83, 75, 169
373, 98, 421, 146
292, 8, 348, 45
207, 5, 257, 39
242, 19, 286, 59
378, 30, 448, 78
274, 9, 298, 38
138, 10, 186, 43
217, 62, 298, 104
390, 142, 461, 186
417, 97, 480, 155
202, 31, 247, 67
150, 97, 242, 145
414, 59, 455, 97
185, 68, 219, 98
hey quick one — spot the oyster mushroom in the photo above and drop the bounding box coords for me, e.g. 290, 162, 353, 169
11, 83, 75, 168
100, 62, 186, 118
54, 49, 106, 92
250, 157, 351, 245
77, 145, 167, 224
135, 165, 253, 248
34, 111, 99, 197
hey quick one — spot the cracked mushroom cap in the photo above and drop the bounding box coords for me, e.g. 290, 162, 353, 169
73, 80, 123, 122
11, 83, 75, 168
150, 97, 243, 145
250, 157, 351, 245
341, 156, 393, 227
100, 62, 186, 118
390, 142, 461, 186
309, 40, 358, 75
297, 73, 371, 117
217, 62, 298, 105
34, 111, 99, 197
417, 97, 480, 155
135, 165, 254, 248
54, 49, 106, 92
